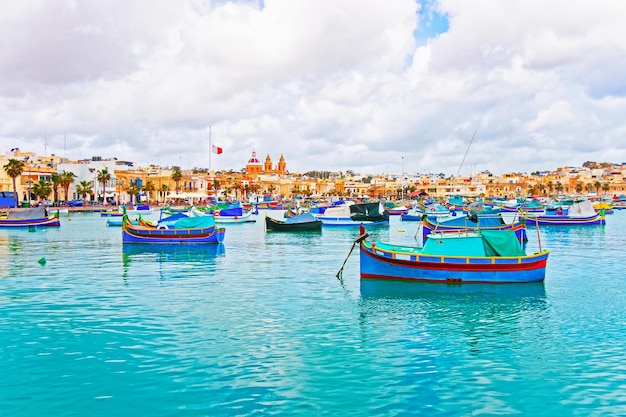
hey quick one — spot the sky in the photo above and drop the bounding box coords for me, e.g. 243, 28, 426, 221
1, 0, 626, 177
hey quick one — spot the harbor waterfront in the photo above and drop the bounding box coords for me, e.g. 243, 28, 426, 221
1, 210, 626, 416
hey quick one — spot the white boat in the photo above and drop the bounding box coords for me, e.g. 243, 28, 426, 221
121, 204, 154, 216
315, 201, 389, 227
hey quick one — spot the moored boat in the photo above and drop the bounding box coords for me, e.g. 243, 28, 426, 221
213, 206, 256, 223
122, 214, 225, 244
0, 207, 60, 228
316, 201, 389, 227
265, 212, 322, 232
521, 200, 606, 226
359, 228, 549, 284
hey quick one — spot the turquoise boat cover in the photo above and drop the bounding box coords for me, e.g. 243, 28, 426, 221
174, 216, 215, 229
423, 235, 487, 256
480, 230, 526, 256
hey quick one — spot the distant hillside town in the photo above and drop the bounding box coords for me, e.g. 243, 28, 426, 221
1, 147, 625, 207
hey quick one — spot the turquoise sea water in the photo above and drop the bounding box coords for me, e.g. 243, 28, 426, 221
1, 210, 626, 416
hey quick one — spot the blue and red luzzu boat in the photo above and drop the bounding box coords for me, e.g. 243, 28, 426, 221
359, 228, 549, 284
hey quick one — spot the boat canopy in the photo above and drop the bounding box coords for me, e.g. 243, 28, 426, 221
480, 230, 526, 256
219, 207, 244, 216
175, 216, 215, 229
285, 212, 318, 224
7, 207, 48, 219
350, 202, 385, 221
568, 200, 597, 217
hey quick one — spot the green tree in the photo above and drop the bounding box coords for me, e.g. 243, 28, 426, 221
143, 180, 156, 203
96, 168, 111, 205
50, 173, 61, 205
2, 159, 24, 207
594, 181, 601, 194
60, 171, 77, 204
32, 179, 52, 204
538, 184, 546, 196
575, 183, 583, 194
127, 180, 142, 204
602, 182, 610, 195
555, 181, 563, 195
76, 180, 94, 202
546, 181, 553, 197
171, 166, 183, 194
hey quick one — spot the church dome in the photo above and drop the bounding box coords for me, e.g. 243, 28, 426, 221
247, 151, 261, 165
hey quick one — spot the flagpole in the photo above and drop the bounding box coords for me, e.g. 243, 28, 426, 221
209, 125, 212, 172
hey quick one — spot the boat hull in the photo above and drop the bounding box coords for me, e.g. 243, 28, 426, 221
359, 241, 549, 284
525, 214, 605, 226
0, 217, 60, 228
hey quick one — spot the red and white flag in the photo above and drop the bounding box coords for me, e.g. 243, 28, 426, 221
212, 145, 223, 154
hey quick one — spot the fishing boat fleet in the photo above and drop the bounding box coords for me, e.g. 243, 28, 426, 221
1, 195, 616, 287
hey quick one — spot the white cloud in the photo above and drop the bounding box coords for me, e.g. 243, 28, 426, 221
1, 0, 626, 176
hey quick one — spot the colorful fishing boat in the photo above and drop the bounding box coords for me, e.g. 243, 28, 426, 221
383, 201, 410, 215
265, 212, 322, 232
213, 206, 256, 223
521, 200, 606, 226
120, 204, 154, 216
316, 201, 389, 227
0, 207, 60, 228
401, 203, 450, 221
122, 214, 225, 244
359, 228, 549, 284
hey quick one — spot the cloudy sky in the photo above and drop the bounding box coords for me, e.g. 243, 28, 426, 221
1, 0, 625, 176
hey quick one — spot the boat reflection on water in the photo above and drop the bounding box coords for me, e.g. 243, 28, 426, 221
122, 243, 226, 282
360, 279, 546, 300
122, 243, 225, 264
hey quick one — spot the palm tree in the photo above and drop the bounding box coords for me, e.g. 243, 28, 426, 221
159, 184, 169, 204
50, 173, 61, 206
96, 168, 111, 205
171, 166, 183, 194
546, 181, 553, 197
575, 183, 583, 194
586, 183, 594, 194
537, 184, 546, 196
60, 171, 76, 205
143, 180, 156, 203
76, 181, 94, 202
594, 181, 601, 194
3, 159, 24, 208
126, 180, 142, 205
602, 182, 610, 195
555, 181, 563, 196
32, 179, 52, 204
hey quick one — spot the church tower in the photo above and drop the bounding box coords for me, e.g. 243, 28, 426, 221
264, 154, 273, 173
277, 154, 286, 175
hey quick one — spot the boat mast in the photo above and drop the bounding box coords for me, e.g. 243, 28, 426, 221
455, 131, 476, 178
